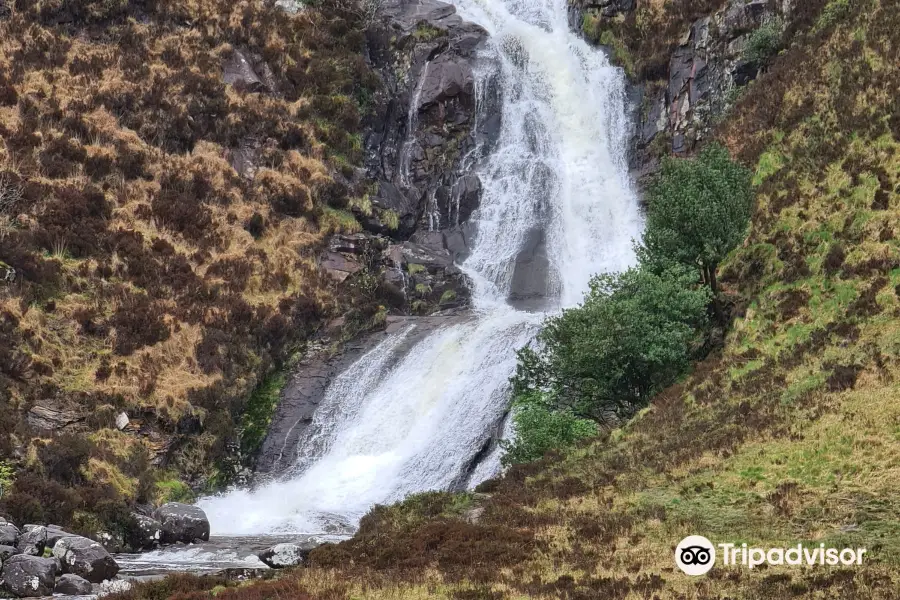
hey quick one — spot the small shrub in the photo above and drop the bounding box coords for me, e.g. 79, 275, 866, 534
501, 397, 597, 465
239, 372, 286, 457
38, 434, 94, 486
744, 18, 784, 66
0, 460, 14, 495
816, 0, 851, 31
155, 479, 196, 505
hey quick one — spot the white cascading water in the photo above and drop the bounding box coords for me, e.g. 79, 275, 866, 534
196, 0, 642, 537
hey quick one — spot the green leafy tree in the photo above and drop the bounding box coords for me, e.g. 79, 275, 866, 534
639, 143, 753, 298
503, 266, 710, 463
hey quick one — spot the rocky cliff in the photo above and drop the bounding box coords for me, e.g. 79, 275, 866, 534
316, 0, 502, 317
571, 0, 797, 182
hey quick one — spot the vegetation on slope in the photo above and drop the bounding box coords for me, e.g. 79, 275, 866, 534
111, 0, 900, 597
503, 144, 749, 464
0, 0, 376, 535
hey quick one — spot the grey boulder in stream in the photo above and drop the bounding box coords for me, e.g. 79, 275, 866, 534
153, 503, 211, 544
0, 554, 58, 597
53, 535, 120, 583
54, 573, 94, 595
257, 542, 317, 568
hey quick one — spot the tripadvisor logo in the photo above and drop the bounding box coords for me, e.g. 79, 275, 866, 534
675, 535, 867, 576
675, 535, 716, 575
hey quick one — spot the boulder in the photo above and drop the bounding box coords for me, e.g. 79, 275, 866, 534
257, 542, 315, 569
0, 545, 20, 561
115, 411, 130, 430
152, 503, 210, 544
126, 514, 163, 550
15, 526, 46, 556
0, 522, 19, 546
400, 241, 454, 271
25, 402, 84, 431
0, 554, 58, 597
54, 573, 93, 596
321, 251, 362, 283
98, 579, 132, 596
418, 55, 475, 108
222, 48, 264, 92
53, 535, 119, 583
45, 525, 72, 549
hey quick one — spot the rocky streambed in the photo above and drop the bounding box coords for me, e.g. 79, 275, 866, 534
0, 503, 226, 598
0, 502, 327, 598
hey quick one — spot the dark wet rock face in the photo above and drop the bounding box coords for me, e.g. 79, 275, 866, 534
362, 0, 494, 246
508, 227, 555, 311
255, 339, 380, 475
313, 0, 503, 319
1, 555, 58, 597
152, 503, 211, 545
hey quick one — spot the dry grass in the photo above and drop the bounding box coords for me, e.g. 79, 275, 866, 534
0, 0, 376, 529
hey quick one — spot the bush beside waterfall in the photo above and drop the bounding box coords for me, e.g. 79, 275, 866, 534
503, 145, 752, 464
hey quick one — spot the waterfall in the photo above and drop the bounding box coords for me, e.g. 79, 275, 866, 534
198, 0, 642, 536
399, 60, 430, 188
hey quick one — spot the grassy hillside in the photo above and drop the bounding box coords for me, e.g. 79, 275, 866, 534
115, 0, 900, 597
0, 0, 375, 534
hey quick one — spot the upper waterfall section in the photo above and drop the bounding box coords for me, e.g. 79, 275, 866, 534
453, 0, 642, 309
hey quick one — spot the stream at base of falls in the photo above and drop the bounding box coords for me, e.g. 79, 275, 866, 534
113, 536, 312, 577
119, 0, 642, 573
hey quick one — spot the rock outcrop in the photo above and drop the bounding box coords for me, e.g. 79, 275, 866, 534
508, 227, 555, 311
320, 0, 503, 315
571, 0, 792, 181
365, 0, 491, 237
0, 554, 58, 598
53, 535, 120, 583
152, 503, 211, 544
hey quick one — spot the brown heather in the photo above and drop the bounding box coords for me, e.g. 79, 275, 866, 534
0, 0, 377, 530
117, 0, 900, 597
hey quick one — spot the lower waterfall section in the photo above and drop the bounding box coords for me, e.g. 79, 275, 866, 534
197, 0, 642, 537
200, 309, 542, 535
